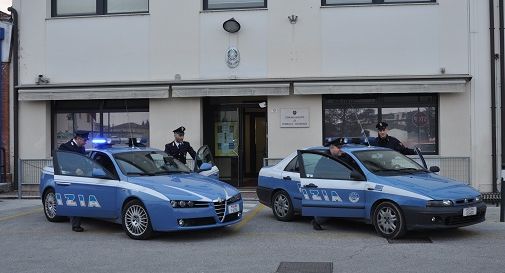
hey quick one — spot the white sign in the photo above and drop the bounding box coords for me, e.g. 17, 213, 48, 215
280, 108, 309, 128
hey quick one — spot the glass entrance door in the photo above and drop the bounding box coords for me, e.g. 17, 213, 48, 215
203, 97, 267, 188
212, 109, 240, 186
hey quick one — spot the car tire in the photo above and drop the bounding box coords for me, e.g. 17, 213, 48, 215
272, 190, 294, 222
372, 201, 406, 239
43, 189, 66, 222
122, 199, 153, 240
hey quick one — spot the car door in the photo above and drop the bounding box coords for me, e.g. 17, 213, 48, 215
194, 145, 219, 178
281, 155, 303, 209
298, 150, 366, 218
53, 151, 118, 218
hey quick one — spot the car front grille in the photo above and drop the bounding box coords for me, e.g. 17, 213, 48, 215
223, 212, 240, 223
214, 201, 226, 222
454, 198, 477, 205
180, 217, 216, 227
445, 211, 485, 226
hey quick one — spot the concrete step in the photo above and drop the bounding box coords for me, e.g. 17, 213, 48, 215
0, 183, 10, 193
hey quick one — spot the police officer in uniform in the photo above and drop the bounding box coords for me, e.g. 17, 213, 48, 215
164, 126, 196, 165
372, 121, 416, 155
311, 137, 362, 230
58, 130, 89, 232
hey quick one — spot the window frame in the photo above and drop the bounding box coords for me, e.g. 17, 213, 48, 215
51, 99, 149, 154
321, 0, 436, 6
203, 0, 267, 11
322, 94, 439, 155
51, 0, 149, 17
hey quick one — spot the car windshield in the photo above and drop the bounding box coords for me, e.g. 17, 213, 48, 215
113, 151, 191, 176
353, 150, 426, 176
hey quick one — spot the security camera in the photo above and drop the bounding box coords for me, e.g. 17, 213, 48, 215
36, 74, 50, 85
258, 102, 267, 108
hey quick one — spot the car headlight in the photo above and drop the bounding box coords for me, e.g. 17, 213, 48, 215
170, 200, 196, 208
426, 200, 454, 207
227, 193, 242, 203
475, 195, 482, 202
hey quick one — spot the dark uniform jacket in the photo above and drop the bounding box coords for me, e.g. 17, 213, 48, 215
58, 139, 86, 154
164, 141, 196, 164
372, 135, 416, 155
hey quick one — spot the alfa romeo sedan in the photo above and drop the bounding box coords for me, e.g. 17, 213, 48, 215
40, 146, 242, 240
257, 145, 486, 239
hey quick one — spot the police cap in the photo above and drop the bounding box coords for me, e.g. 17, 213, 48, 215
173, 126, 186, 135
376, 121, 389, 130
74, 130, 89, 140
324, 137, 346, 147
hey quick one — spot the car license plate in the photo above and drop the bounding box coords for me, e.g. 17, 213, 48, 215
463, 207, 477, 217
228, 203, 240, 214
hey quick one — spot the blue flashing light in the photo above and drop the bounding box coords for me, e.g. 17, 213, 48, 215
92, 138, 107, 144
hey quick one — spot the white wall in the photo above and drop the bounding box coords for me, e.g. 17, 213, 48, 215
18, 101, 52, 159
267, 95, 322, 158
439, 92, 471, 157
15, 0, 471, 84
469, 0, 493, 191
149, 98, 202, 152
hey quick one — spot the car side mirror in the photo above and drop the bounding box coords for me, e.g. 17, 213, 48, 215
350, 170, 365, 181
92, 168, 112, 179
429, 166, 440, 173
199, 162, 212, 172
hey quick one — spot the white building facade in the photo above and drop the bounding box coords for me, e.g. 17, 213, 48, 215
11, 0, 501, 190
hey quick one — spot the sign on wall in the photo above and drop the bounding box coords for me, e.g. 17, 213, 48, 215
215, 121, 239, 156
280, 108, 309, 128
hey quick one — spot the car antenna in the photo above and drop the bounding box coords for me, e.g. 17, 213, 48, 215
349, 102, 371, 147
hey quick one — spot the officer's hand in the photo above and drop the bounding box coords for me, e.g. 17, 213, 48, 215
75, 168, 84, 176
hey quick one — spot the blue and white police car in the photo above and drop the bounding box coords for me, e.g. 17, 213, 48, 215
257, 145, 486, 239
40, 145, 242, 240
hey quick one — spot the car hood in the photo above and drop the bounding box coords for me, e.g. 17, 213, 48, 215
374, 173, 480, 200
127, 173, 239, 202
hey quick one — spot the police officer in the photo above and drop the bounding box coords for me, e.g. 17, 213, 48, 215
164, 126, 196, 165
58, 130, 88, 232
311, 137, 355, 230
372, 121, 416, 155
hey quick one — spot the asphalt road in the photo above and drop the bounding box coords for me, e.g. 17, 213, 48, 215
0, 200, 504, 273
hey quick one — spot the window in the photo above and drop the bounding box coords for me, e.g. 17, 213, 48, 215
301, 153, 353, 180
284, 156, 299, 173
53, 99, 149, 151
322, 0, 435, 6
52, 0, 149, 17
323, 94, 438, 154
204, 0, 267, 10
55, 151, 114, 179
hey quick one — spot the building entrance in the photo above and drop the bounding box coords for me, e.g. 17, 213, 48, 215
203, 97, 267, 187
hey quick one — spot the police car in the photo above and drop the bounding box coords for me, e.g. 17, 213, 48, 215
40, 145, 242, 240
257, 144, 486, 239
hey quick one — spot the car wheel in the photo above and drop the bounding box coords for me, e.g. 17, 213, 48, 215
122, 200, 153, 240
372, 201, 406, 239
43, 189, 66, 222
272, 190, 294, 222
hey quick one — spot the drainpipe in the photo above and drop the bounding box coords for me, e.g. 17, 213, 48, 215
7, 7, 18, 190
500, 0, 505, 193
0, 27, 4, 184
491, 0, 498, 193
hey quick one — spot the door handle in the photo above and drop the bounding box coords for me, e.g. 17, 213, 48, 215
304, 183, 318, 188
283, 176, 292, 180
56, 182, 71, 186
367, 187, 375, 190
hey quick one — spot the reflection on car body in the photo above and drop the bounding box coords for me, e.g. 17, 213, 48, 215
40, 147, 242, 240
257, 145, 486, 239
